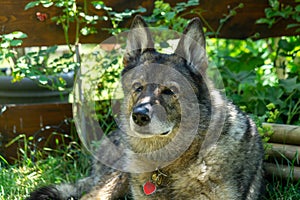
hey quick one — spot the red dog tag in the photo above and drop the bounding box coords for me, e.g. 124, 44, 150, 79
143, 181, 156, 195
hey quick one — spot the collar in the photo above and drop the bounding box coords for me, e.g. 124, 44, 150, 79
143, 169, 168, 195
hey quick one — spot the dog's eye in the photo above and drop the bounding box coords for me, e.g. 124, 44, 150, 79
162, 86, 178, 96
132, 82, 143, 92
135, 86, 143, 92
162, 88, 174, 95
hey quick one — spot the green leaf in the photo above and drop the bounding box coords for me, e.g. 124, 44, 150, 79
137, 7, 146, 13
159, 41, 170, 48
81, 27, 89, 36
256, 18, 266, 24
10, 39, 23, 47
287, 23, 300, 29
295, 5, 300, 12
165, 12, 175, 20
0, 41, 10, 48
265, 87, 284, 102
279, 77, 300, 93
84, 15, 98, 22
5, 52, 16, 59
61, 53, 74, 59
45, 45, 58, 54
51, 16, 60, 23
229, 10, 237, 16
40, 0, 54, 8
219, 18, 227, 24
265, 8, 276, 18
38, 76, 49, 85
278, 39, 295, 51
92, 1, 112, 11
12, 31, 28, 39
24, 1, 40, 10
269, 0, 280, 10
225, 53, 264, 73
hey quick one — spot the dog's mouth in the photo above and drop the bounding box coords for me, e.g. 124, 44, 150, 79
133, 129, 172, 138
129, 124, 173, 138
160, 130, 171, 136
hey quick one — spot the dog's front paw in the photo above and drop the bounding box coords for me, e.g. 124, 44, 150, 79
26, 185, 62, 200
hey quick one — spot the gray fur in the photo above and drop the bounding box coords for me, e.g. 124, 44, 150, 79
27, 15, 264, 200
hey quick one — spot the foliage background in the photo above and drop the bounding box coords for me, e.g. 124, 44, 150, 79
1, 0, 300, 199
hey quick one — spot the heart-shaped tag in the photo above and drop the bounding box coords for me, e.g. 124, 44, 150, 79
143, 181, 156, 195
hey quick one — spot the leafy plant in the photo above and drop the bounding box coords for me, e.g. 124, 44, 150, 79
92, 1, 146, 35
12, 46, 78, 90
144, 0, 199, 32
0, 31, 78, 90
22, 0, 146, 91
207, 35, 300, 125
0, 31, 28, 75
1, 0, 101, 91
256, 0, 300, 32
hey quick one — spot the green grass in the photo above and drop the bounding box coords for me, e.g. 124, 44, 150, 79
264, 152, 300, 200
265, 178, 300, 200
2, 130, 300, 199
2, 154, 300, 199
0, 138, 91, 200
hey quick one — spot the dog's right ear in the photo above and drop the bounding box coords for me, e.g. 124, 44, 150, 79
175, 18, 207, 74
123, 15, 154, 67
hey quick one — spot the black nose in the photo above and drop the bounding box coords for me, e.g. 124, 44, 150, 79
132, 106, 151, 126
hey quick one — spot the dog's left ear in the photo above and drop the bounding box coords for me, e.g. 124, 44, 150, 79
175, 18, 208, 73
123, 15, 154, 66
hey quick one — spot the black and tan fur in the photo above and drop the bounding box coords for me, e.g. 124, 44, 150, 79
27, 16, 264, 200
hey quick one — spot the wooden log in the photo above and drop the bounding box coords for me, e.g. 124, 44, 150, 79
265, 163, 300, 181
266, 143, 300, 161
263, 123, 300, 145
0, 0, 299, 47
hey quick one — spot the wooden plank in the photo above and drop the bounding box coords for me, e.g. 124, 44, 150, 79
192, 0, 299, 39
0, 0, 299, 47
0, 0, 153, 47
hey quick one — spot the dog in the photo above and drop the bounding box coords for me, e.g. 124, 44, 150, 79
27, 15, 264, 200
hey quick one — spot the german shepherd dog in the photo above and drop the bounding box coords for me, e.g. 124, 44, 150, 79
28, 15, 264, 200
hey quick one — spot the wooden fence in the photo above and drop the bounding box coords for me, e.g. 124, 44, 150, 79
0, 0, 299, 47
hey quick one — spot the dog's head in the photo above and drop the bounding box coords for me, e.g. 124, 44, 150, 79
120, 15, 210, 142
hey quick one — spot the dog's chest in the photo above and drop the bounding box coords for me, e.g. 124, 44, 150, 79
131, 164, 215, 199
129, 141, 237, 199
130, 144, 204, 198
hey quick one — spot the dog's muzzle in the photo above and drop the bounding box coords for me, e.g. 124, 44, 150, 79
130, 103, 174, 137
